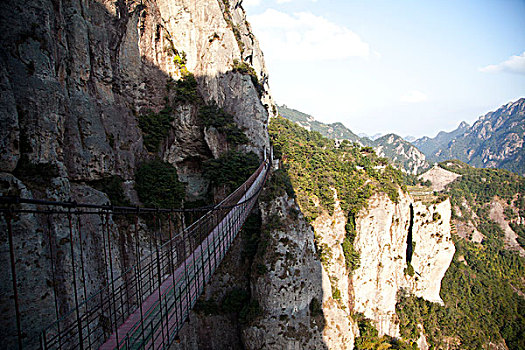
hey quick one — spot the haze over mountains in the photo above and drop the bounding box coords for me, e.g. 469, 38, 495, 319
278, 98, 525, 176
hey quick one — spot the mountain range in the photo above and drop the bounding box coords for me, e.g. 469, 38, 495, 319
278, 105, 429, 174
414, 98, 525, 175
278, 99, 525, 176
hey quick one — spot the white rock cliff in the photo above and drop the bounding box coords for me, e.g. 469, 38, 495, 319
352, 191, 455, 337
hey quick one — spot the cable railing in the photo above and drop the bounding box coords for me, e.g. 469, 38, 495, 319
0, 158, 270, 350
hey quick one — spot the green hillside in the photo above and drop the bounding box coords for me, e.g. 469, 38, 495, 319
277, 105, 365, 144
278, 105, 429, 174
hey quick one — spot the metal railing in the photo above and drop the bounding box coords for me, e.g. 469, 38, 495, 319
0, 159, 270, 349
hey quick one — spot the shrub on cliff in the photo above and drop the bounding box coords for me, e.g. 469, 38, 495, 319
173, 71, 199, 104
138, 107, 173, 152
202, 151, 259, 189
199, 103, 249, 145
135, 160, 185, 208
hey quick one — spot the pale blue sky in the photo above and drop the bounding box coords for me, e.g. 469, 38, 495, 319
243, 0, 525, 138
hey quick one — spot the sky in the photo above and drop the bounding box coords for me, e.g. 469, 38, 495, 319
242, 0, 525, 138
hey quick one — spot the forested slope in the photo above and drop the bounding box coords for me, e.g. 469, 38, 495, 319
397, 160, 525, 349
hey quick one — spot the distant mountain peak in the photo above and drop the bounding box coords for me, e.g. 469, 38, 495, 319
414, 98, 525, 175
458, 121, 469, 129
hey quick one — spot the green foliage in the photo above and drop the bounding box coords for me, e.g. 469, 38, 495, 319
173, 51, 187, 68
432, 212, 441, 222
198, 103, 248, 145
440, 160, 524, 207
342, 214, 360, 272
316, 242, 332, 266
509, 223, 525, 249
354, 315, 415, 350
341, 236, 360, 271
332, 287, 341, 301
233, 59, 263, 96
202, 151, 259, 189
138, 107, 173, 152
89, 176, 130, 206
135, 160, 185, 208
259, 168, 295, 202
403, 262, 415, 277
309, 297, 323, 317
173, 71, 199, 104
277, 104, 363, 144
269, 116, 404, 222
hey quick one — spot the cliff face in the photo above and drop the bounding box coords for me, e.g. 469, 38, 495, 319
352, 192, 455, 336
0, 0, 273, 347
243, 193, 327, 349
311, 194, 358, 349
0, 0, 272, 182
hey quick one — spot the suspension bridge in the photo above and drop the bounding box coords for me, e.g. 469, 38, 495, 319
0, 158, 270, 349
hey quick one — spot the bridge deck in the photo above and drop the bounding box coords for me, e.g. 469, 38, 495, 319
99, 162, 266, 349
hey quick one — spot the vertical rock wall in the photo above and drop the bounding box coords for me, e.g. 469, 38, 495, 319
352, 191, 455, 337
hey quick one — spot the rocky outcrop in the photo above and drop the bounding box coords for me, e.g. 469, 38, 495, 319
413, 121, 470, 163
352, 191, 455, 337
312, 194, 358, 349
488, 199, 525, 257
419, 164, 461, 192
243, 193, 328, 349
0, 0, 273, 186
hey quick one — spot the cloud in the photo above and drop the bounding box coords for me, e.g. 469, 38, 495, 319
276, 0, 292, 3
479, 52, 525, 75
248, 9, 370, 62
400, 90, 428, 103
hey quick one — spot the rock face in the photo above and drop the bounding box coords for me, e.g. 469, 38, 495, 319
419, 164, 461, 192
243, 193, 328, 350
352, 191, 455, 337
414, 98, 525, 175
413, 121, 470, 162
488, 199, 525, 257
0, 0, 274, 347
0, 0, 272, 182
311, 193, 358, 349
